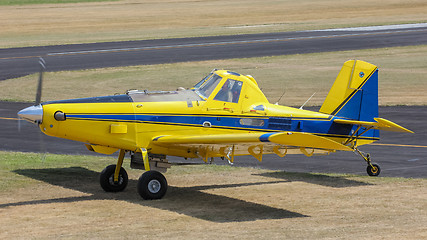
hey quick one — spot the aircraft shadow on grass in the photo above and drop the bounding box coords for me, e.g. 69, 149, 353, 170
6, 167, 308, 223
255, 171, 373, 188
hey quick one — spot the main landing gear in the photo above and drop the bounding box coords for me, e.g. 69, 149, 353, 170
355, 148, 381, 176
137, 170, 168, 200
99, 149, 170, 200
99, 164, 128, 192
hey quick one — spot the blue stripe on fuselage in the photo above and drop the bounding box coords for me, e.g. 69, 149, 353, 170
65, 114, 378, 139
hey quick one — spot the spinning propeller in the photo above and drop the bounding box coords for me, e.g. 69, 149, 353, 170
16, 58, 47, 157
17, 58, 45, 124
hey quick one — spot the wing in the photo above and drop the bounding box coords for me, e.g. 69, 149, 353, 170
152, 131, 352, 151
334, 117, 414, 133
151, 131, 351, 162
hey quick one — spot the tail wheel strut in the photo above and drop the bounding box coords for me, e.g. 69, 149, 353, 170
354, 148, 381, 176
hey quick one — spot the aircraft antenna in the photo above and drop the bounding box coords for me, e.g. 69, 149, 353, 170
299, 92, 316, 110
274, 89, 286, 105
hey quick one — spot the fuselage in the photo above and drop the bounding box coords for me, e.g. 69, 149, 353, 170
36, 93, 377, 157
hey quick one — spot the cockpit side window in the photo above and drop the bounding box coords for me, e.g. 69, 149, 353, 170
196, 74, 222, 99
213, 79, 243, 103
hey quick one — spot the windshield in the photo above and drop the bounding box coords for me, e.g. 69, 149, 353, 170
196, 74, 222, 99
193, 73, 213, 89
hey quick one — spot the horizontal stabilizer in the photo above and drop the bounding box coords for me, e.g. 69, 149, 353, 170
153, 132, 352, 151
334, 117, 413, 133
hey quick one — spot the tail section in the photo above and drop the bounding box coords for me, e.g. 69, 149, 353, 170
320, 60, 378, 121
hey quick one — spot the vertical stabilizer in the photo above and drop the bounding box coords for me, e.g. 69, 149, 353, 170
320, 60, 378, 121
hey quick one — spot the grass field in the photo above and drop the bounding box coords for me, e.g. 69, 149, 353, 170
1, 0, 427, 48
1, 45, 426, 106
0, 0, 114, 5
0, 151, 426, 239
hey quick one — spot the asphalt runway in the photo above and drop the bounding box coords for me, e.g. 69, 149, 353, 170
1, 24, 427, 80
1, 102, 426, 178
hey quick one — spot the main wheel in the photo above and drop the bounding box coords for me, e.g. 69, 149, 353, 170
367, 163, 381, 176
100, 164, 128, 192
137, 171, 168, 200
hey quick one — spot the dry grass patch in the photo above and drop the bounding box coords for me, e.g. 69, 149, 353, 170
0, 0, 114, 5
0, 151, 426, 239
1, 45, 426, 105
1, 0, 427, 47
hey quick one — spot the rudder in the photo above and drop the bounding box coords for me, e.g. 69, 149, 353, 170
320, 60, 378, 121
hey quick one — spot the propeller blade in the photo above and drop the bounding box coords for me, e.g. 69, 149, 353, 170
35, 57, 46, 106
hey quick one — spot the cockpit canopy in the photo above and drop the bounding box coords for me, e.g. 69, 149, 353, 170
131, 70, 247, 104
195, 73, 243, 103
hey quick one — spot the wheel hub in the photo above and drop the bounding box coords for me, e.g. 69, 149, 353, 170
109, 175, 123, 186
148, 179, 161, 193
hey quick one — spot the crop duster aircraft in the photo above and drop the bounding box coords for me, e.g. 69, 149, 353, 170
18, 60, 413, 200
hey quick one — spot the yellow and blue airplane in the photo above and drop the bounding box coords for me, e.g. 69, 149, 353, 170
18, 60, 413, 200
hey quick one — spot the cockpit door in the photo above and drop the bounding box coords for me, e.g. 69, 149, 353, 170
204, 78, 243, 113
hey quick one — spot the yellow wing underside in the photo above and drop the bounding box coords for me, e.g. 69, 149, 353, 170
151, 131, 352, 162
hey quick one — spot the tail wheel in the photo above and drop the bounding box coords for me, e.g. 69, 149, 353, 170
137, 171, 168, 200
100, 164, 128, 192
367, 164, 381, 176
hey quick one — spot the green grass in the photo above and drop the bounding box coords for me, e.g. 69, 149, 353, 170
0, 150, 421, 192
0, 0, 116, 5
0, 151, 113, 190
0, 151, 242, 191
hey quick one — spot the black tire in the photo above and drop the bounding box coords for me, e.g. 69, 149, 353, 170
367, 164, 381, 176
137, 171, 168, 200
100, 164, 128, 192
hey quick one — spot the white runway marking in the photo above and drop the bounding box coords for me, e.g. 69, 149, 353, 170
407, 159, 420, 162
226, 24, 284, 29
313, 23, 427, 32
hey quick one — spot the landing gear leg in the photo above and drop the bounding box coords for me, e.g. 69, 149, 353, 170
355, 148, 381, 176
99, 149, 129, 192
135, 148, 168, 200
